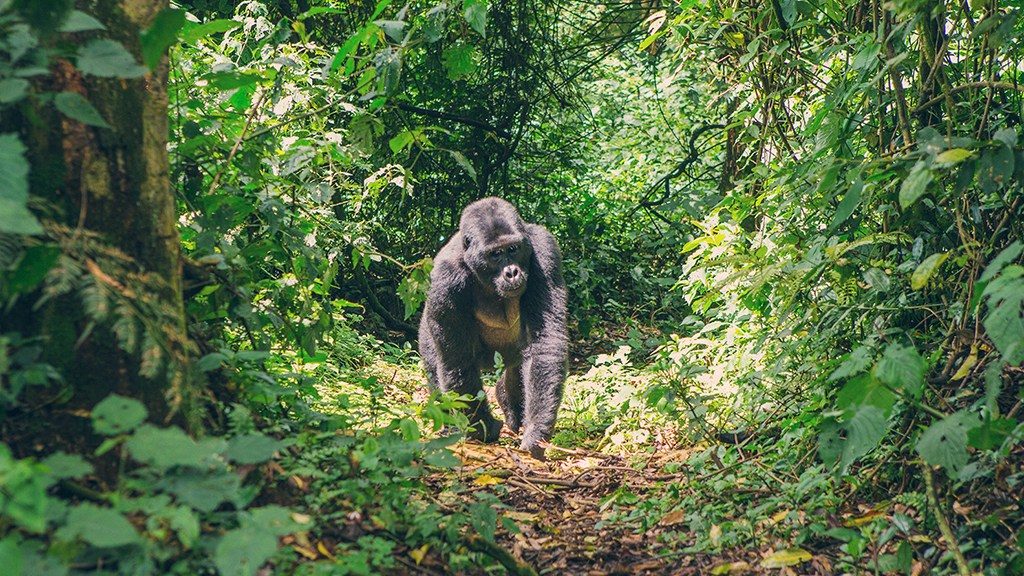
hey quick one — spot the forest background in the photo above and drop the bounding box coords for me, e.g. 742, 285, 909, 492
0, 0, 1022, 574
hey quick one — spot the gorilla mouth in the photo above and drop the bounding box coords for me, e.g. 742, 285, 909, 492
496, 276, 527, 297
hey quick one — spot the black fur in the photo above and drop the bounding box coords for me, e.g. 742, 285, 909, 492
419, 198, 568, 459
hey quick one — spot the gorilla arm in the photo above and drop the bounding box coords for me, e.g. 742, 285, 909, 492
422, 239, 503, 442
519, 224, 569, 458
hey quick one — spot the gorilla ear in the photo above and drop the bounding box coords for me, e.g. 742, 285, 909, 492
463, 234, 472, 249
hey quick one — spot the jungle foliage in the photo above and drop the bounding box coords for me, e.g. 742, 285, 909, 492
1, 0, 1022, 574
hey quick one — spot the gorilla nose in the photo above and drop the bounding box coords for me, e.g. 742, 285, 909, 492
504, 267, 520, 280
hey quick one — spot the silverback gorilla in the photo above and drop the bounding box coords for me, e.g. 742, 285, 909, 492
419, 198, 568, 459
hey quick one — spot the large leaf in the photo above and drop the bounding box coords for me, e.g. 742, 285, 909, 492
840, 404, 891, 472
92, 394, 147, 435
158, 469, 242, 512
215, 526, 278, 576
140, 8, 186, 69
60, 10, 107, 32
982, 265, 1024, 365
0, 78, 29, 104
57, 504, 141, 548
126, 425, 225, 468
910, 252, 948, 290
54, 92, 110, 128
442, 44, 479, 80
76, 39, 148, 78
898, 163, 933, 209
463, 0, 488, 37
916, 411, 981, 477
0, 133, 42, 235
873, 343, 926, 397
225, 433, 289, 464
828, 178, 862, 231
181, 19, 241, 43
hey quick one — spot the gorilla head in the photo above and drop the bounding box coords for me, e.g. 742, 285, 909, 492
459, 198, 534, 299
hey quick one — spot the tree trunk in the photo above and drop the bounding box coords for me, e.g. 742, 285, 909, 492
1, 0, 192, 460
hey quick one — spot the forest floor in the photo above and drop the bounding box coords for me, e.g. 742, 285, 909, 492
318, 345, 843, 576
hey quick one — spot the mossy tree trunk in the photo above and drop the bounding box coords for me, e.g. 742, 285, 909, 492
2, 0, 193, 458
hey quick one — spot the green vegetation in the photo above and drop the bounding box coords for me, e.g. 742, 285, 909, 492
1, 0, 1022, 574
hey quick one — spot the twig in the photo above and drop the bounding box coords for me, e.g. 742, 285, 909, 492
465, 535, 539, 576
922, 464, 972, 576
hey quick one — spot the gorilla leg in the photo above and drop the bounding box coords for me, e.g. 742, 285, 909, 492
520, 346, 567, 459
495, 364, 525, 433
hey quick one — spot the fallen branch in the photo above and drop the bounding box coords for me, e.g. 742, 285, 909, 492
922, 464, 972, 576
465, 535, 538, 576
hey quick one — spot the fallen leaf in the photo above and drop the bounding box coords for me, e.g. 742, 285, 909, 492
844, 508, 886, 527
709, 524, 722, 546
409, 543, 430, 565
293, 545, 318, 560
761, 548, 812, 568
316, 541, 335, 560
505, 511, 538, 523
770, 509, 790, 524
474, 473, 503, 486
660, 509, 686, 526
951, 346, 978, 381
711, 561, 752, 575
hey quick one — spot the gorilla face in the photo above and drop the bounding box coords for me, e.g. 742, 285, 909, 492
460, 198, 534, 299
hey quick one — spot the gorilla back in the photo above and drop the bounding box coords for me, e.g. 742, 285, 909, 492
419, 197, 568, 459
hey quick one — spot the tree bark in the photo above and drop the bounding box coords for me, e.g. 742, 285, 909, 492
1, 0, 191, 459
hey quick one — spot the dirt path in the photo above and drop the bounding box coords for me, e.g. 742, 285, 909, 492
441, 442, 722, 575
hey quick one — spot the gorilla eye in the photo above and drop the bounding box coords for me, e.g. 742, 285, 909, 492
508, 244, 519, 254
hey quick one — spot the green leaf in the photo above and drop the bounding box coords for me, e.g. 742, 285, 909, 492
910, 252, 949, 290
181, 19, 241, 43
463, 0, 488, 37
374, 48, 401, 95
42, 452, 92, 479
247, 505, 308, 536
993, 127, 1018, 148
828, 178, 861, 231
225, 433, 289, 464
76, 39, 148, 78
0, 537, 23, 576
54, 92, 111, 128
126, 425, 225, 468
840, 404, 891, 472
58, 504, 141, 548
966, 417, 1015, 450
60, 10, 106, 32
898, 163, 933, 209
158, 469, 241, 512
916, 411, 980, 476
389, 130, 415, 154
215, 527, 278, 576
140, 8, 185, 69
873, 343, 926, 397
204, 71, 261, 90
7, 245, 60, 294
442, 44, 479, 80
934, 148, 973, 165
0, 133, 42, 235
0, 78, 30, 104
982, 269, 1024, 365
164, 506, 200, 549
836, 373, 896, 413
424, 447, 460, 468
92, 394, 147, 435
447, 150, 477, 182
980, 241, 1022, 283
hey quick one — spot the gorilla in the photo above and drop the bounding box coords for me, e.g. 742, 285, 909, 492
419, 197, 568, 459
